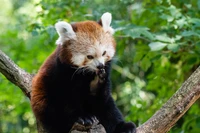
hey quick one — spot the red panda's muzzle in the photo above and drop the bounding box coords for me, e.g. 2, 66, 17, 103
96, 63, 104, 69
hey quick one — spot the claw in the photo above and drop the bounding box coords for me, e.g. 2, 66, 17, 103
98, 68, 106, 79
77, 117, 84, 125
77, 116, 99, 127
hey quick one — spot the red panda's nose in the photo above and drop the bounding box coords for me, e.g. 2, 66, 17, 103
97, 63, 104, 69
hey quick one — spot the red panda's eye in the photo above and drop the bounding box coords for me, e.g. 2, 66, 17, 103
87, 55, 94, 59
102, 51, 106, 56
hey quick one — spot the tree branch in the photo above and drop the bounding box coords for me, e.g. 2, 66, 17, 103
136, 67, 200, 133
0, 50, 32, 98
0, 49, 200, 133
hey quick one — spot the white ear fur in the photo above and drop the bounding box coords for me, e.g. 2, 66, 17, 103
55, 21, 76, 45
101, 12, 114, 34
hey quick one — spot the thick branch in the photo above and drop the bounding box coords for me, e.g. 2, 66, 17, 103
136, 67, 200, 133
0, 50, 32, 98
0, 49, 200, 133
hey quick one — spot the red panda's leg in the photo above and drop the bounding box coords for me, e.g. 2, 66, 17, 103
31, 95, 78, 132
97, 97, 136, 133
93, 71, 136, 133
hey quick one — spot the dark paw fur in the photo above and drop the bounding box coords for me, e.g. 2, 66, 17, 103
97, 68, 106, 82
77, 115, 98, 127
115, 122, 136, 133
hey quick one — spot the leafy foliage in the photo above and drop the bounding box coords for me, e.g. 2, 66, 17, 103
0, 0, 200, 132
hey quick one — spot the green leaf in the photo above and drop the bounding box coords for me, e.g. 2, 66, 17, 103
169, 5, 182, 19
160, 14, 174, 22
189, 18, 200, 27
198, 0, 200, 10
134, 52, 145, 62
140, 56, 151, 71
155, 34, 173, 43
196, 42, 200, 49
188, 57, 197, 65
123, 25, 154, 40
181, 30, 200, 37
148, 42, 167, 51
196, 117, 200, 128
167, 43, 179, 52
141, 30, 155, 40
46, 26, 56, 40
176, 17, 187, 28
31, 30, 38, 36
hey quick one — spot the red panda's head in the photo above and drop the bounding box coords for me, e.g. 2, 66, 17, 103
55, 12, 115, 73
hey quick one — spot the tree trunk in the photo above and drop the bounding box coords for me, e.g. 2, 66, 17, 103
0, 49, 200, 133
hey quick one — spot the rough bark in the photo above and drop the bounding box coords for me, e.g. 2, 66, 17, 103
136, 67, 200, 133
0, 50, 32, 98
0, 49, 200, 133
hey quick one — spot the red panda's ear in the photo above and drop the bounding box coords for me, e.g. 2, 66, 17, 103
55, 21, 76, 45
100, 12, 114, 34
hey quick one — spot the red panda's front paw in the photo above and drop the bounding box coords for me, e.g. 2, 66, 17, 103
97, 68, 106, 81
77, 115, 98, 127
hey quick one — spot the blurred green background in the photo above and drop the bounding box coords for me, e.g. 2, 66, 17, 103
0, 0, 200, 132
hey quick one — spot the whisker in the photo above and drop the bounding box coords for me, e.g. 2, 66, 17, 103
71, 65, 96, 79
82, 68, 86, 75
71, 67, 84, 80
84, 66, 95, 75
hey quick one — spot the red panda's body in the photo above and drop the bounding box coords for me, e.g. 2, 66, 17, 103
31, 13, 136, 133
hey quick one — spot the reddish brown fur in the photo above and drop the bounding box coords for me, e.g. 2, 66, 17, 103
73, 21, 103, 37
31, 50, 58, 121
58, 41, 73, 64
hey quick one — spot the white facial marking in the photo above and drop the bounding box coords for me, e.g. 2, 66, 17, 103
97, 57, 105, 65
71, 53, 85, 66
106, 44, 115, 58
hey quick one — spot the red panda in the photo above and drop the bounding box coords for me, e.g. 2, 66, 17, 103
31, 12, 136, 133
